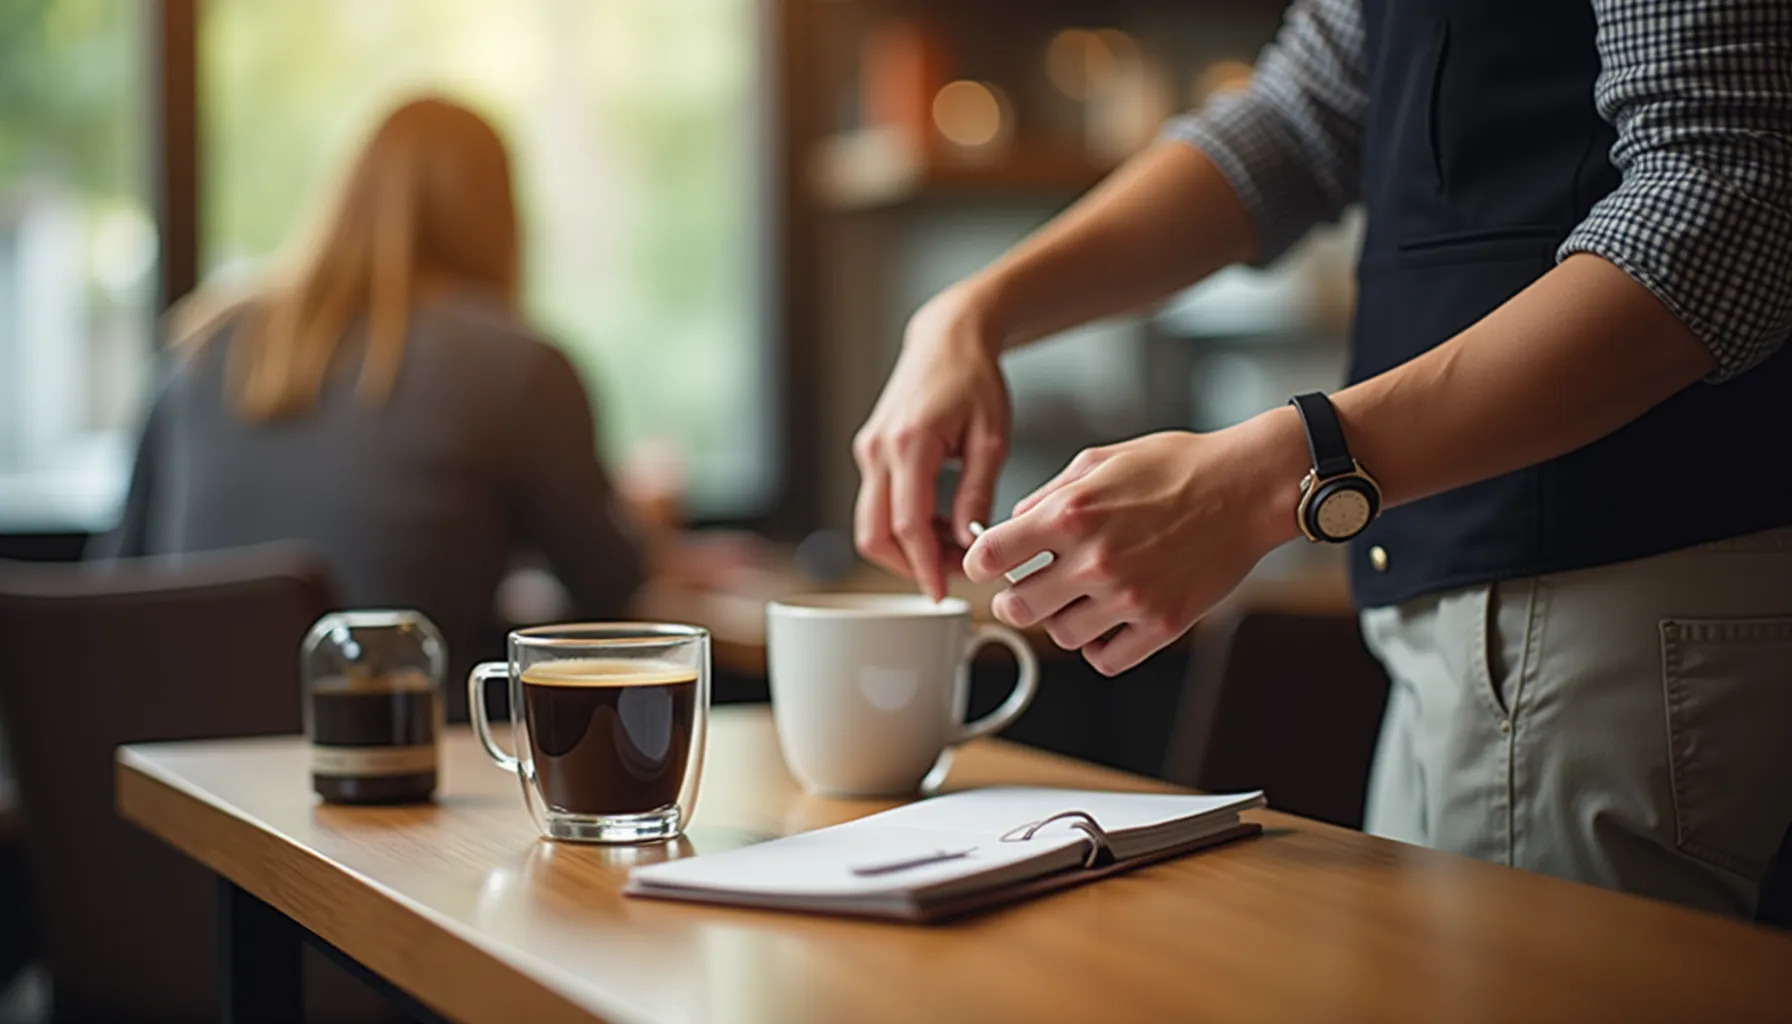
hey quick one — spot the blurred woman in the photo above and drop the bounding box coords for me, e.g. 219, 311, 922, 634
93, 97, 646, 711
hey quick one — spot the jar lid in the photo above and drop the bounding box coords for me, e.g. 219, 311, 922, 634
302, 610, 446, 689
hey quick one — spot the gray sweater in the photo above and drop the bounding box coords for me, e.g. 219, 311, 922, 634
92, 293, 646, 707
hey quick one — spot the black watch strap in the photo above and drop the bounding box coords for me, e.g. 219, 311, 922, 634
1289, 393, 1356, 479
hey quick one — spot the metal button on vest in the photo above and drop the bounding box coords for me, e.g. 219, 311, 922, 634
1369, 546, 1389, 572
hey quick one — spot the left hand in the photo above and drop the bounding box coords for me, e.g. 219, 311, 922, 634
962, 414, 1304, 675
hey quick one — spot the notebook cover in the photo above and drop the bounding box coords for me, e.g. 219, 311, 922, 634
908, 821, 1263, 923
626, 820, 1263, 924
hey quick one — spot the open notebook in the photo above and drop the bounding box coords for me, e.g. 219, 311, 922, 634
625, 787, 1265, 922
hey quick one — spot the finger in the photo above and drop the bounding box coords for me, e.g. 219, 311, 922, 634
951, 419, 1007, 548
853, 465, 909, 579
989, 562, 1086, 630
890, 436, 947, 600
963, 502, 1067, 585
1081, 623, 1169, 677
1041, 594, 1127, 651
1012, 448, 1103, 518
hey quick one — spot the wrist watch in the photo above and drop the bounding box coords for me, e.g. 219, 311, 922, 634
1289, 392, 1381, 543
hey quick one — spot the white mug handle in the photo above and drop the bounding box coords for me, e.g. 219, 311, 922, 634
953, 623, 1040, 744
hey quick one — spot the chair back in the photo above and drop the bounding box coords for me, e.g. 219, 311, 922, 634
0, 545, 334, 1022
1166, 610, 1390, 829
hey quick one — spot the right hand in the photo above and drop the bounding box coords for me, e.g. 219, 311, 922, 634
853, 283, 1012, 600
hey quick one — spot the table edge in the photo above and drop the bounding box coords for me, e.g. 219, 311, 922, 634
114, 747, 649, 1024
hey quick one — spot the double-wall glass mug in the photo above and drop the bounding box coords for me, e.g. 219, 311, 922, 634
469, 623, 710, 843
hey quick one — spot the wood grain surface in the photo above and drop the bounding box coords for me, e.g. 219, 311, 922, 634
118, 707, 1792, 1024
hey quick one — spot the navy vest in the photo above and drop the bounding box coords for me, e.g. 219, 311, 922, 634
1349, 0, 1792, 607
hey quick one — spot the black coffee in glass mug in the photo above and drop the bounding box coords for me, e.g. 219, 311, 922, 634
521, 661, 700, 815
469, 623, 710, 843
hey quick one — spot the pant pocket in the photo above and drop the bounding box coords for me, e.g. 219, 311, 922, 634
1483, 579, 1535, 720
1661, 617, 1792, 881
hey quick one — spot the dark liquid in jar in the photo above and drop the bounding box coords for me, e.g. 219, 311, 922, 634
309, 680, 439, 805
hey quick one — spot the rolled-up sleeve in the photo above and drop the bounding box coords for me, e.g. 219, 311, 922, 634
1559, 0, 1792, 381
1160, 0, 1368, 264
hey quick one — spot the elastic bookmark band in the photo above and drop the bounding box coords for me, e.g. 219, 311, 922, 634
967, 522, 1056, 584
999, 810, 1115, 869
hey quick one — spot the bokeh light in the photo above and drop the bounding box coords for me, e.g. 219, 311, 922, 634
931, 80, 1005, 149
1045, 29, 1111, 101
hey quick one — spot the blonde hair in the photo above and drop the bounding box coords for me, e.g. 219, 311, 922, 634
179, 97, 520, 422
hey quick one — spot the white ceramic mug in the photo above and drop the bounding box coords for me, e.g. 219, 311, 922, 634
765, 594, 1039, 797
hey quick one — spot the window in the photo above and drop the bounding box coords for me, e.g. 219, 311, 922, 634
202, 0, 772, 517
0, 0, 157, 529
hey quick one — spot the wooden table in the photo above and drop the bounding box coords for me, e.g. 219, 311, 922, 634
117, 708, 1792, 1024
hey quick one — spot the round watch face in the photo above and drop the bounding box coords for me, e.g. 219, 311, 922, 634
1315, 487, 1373, 540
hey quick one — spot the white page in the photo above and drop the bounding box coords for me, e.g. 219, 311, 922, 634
631, 822, 1085, 898
629, 787, 1263, 899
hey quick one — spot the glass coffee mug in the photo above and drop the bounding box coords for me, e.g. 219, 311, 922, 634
469, 623, 710, 843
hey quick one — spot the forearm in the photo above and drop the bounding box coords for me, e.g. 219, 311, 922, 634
1287, 0, 1788, 522
1241, 254, 1718, 544
938, 0, 1373, 356
963, 142, 1258, 352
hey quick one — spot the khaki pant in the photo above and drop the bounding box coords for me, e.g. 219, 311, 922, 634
1361, 526, 1792, 918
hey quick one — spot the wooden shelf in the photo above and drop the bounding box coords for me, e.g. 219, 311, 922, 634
810, 128, 1111, 211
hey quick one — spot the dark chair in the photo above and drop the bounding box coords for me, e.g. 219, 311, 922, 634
1164, 610, 1390, 829
0, 546, 334, 1022
0, 745, 28, 998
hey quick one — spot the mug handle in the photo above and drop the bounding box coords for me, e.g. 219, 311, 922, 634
468, 661, 518, 772
953, 623, 1040, 744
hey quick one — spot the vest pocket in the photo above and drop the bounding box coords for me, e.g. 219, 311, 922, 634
1397, 224, 1562, 256
1660, 617, 1792, 882
1386, 16, 1452, 242
1425, 19, 1449, 195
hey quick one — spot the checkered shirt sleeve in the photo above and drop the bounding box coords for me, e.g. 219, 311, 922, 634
1160, 0, 1367, 265
1560, 0, 1792, 380
1163, 0, 1792, 379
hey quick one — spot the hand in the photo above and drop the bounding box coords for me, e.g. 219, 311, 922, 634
963, 412, 1304, 675
617, 437, 687, 530
853, 283, 1012, 600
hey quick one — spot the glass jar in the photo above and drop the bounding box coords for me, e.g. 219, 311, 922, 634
301, 610, 445, 805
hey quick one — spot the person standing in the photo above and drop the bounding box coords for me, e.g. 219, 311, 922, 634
850, 0, 1792, 918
